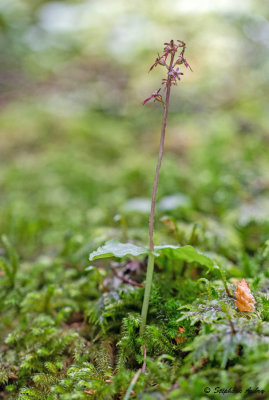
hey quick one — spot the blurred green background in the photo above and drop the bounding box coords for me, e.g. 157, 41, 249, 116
0, 0, 269, 260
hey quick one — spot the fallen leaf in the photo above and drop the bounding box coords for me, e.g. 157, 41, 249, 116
234, 278, 255, 312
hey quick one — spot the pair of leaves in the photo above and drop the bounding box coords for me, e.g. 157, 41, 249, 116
89, 240, 214, 269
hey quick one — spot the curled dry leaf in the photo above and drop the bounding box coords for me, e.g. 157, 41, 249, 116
174, 326, 187, 344
234, 278, 255, 312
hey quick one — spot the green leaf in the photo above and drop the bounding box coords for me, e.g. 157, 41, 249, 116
89, 241, 214, 269
155, 245, 214, 269
89, 240, 150, 261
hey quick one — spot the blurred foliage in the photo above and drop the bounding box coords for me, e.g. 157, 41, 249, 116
0, 0, 269, 399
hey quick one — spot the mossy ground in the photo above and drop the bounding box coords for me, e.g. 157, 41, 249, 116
0, 103, 268, 399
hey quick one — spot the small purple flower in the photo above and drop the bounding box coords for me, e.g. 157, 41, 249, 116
149, 55, 167, 72
174, 56, 192, 71
163, 40, 178, 59
163, 40, 177, 53
142, 88, 164, 106
177, 40, 186, 48
162, 68, 184, 86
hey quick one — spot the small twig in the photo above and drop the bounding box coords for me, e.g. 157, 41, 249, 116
217, 264, 233, 297
113, 270, 144, 287
224, 284, 233, 298
229, 320, 236, 334
123, 369, 142, 400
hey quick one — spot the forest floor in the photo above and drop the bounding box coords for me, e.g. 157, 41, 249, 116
0, 102, 269, 399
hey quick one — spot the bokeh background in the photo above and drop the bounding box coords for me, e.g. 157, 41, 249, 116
0, 0, 269, 260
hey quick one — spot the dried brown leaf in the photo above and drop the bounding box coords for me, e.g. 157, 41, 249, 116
234, 278, 255, 312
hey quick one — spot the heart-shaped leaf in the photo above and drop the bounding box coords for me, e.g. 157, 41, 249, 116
89, 240, 214, 269
89, 240, 150, 261
155, 245, 214, 269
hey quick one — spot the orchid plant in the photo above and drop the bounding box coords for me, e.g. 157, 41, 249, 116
89, 40, 197, 337
139, 39, 192, 335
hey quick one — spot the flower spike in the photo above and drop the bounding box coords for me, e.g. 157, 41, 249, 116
143, 39, 191, 106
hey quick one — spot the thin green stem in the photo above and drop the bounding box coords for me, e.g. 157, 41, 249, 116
139, 254, 155, 336
219, 265, 232, 297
